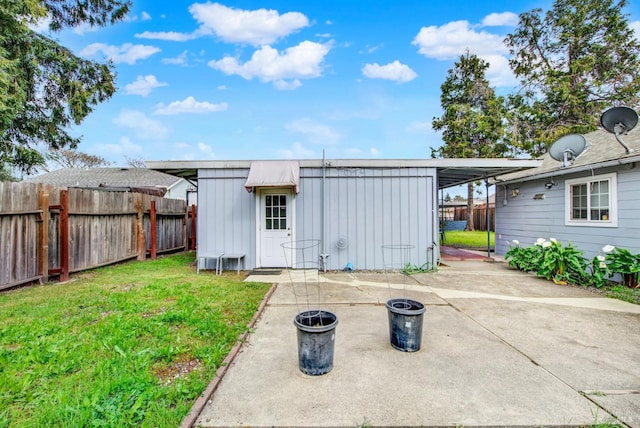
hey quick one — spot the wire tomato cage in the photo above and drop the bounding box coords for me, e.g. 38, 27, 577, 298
282, 239, 329, 326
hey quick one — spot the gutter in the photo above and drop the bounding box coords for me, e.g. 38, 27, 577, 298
494, 154, 640, 185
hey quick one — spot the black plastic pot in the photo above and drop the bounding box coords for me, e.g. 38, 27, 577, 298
386, 298, 425, 352
294, 310, 338, 375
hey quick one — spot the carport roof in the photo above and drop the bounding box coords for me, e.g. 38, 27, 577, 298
146, 158, 541, 190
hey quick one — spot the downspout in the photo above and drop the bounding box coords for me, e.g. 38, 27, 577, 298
320, 150, 329, 271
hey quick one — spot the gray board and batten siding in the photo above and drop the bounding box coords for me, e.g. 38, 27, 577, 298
494, 128, 640, 259
197, 163, 438, 271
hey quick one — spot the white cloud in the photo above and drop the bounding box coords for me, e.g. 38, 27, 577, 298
93, 137, 144, 158
362, 60, 417, 83
198, 142, 215, 158
360, 43, 383, 54
29, 16, 51, 33
154, 96, 228, 115
273, 79, 302, 90
73, 22, 98, 35
413, 20, 507, 60
113, 109, 169, 139
162, 50, 189, 65
141, 11, 152, 21
80, 43, 160, 64
407, 121, 432, 134
631, 20, 640, 38
136, 31, 196, 41
344, 147, 380, 156
482, 54, 518, 87
285, 118, 341, 145
189, 2, 309, 45
124, 75, 168, 96
208, 41, 330, 88
412, 20, 517, 87
278, 142, 315, 159
481, 12, 518, 27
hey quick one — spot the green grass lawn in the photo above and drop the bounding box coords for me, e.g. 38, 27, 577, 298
0, 252, 271, 428
442, 230, 495, 249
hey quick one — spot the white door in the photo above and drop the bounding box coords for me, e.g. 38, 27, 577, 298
258, 189, 293, 267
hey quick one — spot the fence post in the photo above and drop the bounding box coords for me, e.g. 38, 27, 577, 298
190, 204, 196, 251
182, 204, 188, 252
136, 194, 146, 261
150, 200, 157, 260
37, 185, 50, 284
59, 189, 69, 282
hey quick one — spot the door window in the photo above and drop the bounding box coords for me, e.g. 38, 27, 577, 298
265, 194, 287, 230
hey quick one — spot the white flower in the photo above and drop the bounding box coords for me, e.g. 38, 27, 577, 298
596, 255, 606, 262
512, 239, 520, 246
542, 241, 552, 248
599, 262, 607, 269
536, 238, 546, 246
602, 245, 616, 253
550, 238, 557, 243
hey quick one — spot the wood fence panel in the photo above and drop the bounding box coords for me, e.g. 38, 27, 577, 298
67, 188, 139, 272
1, 183, 192, 290
0, 182, 41, 289
453, 206, 496, 231
143, 196, 187, 255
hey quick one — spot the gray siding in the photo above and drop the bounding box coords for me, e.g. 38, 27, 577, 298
198, 165, 437, 271
197, 168, 255, 270
496, 165, 640, 259
311, 166, 437, 271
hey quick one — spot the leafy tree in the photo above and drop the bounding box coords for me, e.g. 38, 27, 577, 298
124, 156, 146, 168
42, 149, 112, 170
432, 52, 509, 230
444, 193, 452, 203
505, 0, 640, 155
0, 165, 18, 182
0, 0, 130, 174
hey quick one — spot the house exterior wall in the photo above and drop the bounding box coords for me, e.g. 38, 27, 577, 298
165, 178, 192, 200
197, 168, 256, 270
495, 164, 640, 259
197, 165, 438, 271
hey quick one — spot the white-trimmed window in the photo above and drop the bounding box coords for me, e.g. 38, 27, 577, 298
565, 172, 617, 227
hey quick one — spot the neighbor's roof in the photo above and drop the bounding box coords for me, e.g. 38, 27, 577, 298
495, 128, 640, 184
26, 167, 184, 189
146, 158, 541, 190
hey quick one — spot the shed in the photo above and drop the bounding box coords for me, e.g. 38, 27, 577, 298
493, 129, 640, 259
148, 158, 540, 271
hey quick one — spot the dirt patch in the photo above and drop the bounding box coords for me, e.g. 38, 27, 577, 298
154, 356, 202, 385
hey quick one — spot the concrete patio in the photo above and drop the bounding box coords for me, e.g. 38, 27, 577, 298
190, 259, 640, 427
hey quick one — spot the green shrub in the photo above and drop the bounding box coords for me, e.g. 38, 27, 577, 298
505, 238, 587, 284
603, 245, 640, 288
506, 239, 640, 291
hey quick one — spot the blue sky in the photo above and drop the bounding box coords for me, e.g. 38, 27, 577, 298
39, 0, 640, 165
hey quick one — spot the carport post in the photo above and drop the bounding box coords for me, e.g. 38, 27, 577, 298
485, 178, 490, 258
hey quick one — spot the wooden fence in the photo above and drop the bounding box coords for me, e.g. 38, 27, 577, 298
452, 206, 495, 231
0, 182, 197, 291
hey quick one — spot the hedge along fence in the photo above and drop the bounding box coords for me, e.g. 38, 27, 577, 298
0, 182, 197, 291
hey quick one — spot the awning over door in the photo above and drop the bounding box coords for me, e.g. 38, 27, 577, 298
244, 160, 300, 193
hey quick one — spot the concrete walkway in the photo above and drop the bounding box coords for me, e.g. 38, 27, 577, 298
193, 260, 640, 427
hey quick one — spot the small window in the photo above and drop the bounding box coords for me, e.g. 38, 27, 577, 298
565, 173, 617, 227
264, 193, 286, 230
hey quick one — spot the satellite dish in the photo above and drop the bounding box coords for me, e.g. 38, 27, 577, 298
600, 106, 637, 153
549, 134, 586, 168
601, 107, 638, 134
335, 236, 349, 249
